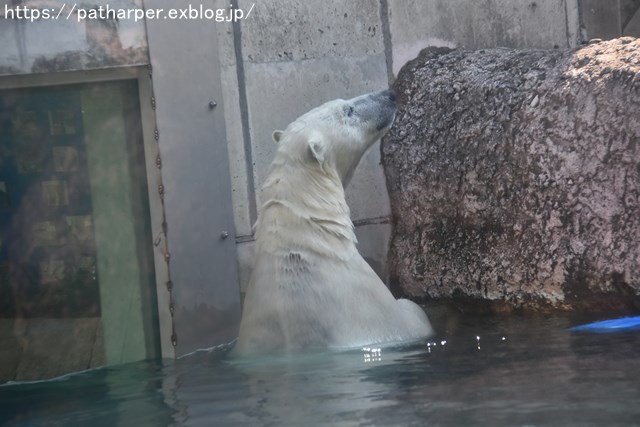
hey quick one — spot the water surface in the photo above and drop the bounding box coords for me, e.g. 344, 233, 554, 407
2, 310, 639, 426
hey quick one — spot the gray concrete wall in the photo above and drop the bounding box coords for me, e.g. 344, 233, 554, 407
388, 0, 582, 75
580, 0, 640, 39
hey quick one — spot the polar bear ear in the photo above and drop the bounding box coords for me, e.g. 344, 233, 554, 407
307, 136, 326, 168
272, 130, 284, 143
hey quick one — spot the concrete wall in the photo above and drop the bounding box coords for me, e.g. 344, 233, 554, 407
389, 0, 582, 75
581, 0, 640, 40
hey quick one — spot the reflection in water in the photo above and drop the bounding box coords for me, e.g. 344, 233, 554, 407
1, 311, 640, 426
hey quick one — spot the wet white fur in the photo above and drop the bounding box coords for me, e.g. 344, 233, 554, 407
233, 92, 433, 356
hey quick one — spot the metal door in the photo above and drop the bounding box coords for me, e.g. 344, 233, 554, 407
144, 0, 241, 357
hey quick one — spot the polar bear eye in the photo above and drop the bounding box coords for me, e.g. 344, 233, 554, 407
344, 105, 354, 117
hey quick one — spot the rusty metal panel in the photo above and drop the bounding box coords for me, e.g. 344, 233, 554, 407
144, 0, 241, 357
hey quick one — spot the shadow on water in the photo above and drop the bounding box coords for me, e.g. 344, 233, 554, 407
1, 309, 640, 426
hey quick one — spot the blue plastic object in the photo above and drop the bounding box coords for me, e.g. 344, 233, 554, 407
570, 316, 640, 332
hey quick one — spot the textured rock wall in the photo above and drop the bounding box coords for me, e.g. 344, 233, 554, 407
383, 38, 640, 313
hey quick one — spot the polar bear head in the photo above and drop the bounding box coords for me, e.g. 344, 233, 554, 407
271, 89, 396, 186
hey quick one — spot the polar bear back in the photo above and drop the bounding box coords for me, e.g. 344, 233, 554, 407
235, 249, 432, 354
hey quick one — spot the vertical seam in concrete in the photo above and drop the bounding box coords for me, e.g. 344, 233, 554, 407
616, 0, 623, 33
575, 0, 586, 43
564, 0, 577, 47
379, 0, 394, 85
622, 1, 640, 31
231, 1, 258, 226
577, 0, 588, 44
563, 0, 569, 47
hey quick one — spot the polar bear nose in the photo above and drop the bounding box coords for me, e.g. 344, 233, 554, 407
372, 90, 397, 131
382, 89, 396, 103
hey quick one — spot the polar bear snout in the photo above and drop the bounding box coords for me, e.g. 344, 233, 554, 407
375, 88, 396, 111
353, 89, 397, 132
378, 88, 396, 103
375, 89, 397, 131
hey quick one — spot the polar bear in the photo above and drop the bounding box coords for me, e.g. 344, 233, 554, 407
232, 89, 433, 357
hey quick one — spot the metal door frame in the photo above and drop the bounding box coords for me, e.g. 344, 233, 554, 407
0, 66, 169, 360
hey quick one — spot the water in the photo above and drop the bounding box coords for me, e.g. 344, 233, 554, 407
2, 309, 640, 427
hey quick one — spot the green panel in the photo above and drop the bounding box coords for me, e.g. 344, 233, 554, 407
81, 84, 148, 364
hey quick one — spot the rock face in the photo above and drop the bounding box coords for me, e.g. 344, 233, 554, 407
383, 38, 640, 313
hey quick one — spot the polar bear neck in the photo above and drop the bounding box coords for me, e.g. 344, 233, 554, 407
256, 154, 358, 260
